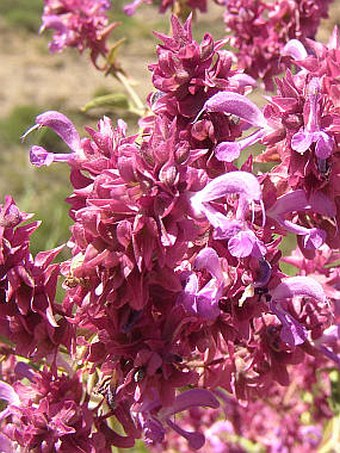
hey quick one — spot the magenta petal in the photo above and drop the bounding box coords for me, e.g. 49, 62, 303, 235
0, 196, 22, 228
303, 228, 326, 249
196, 281, 221, 320
166, 419, 205, 450
164, 389, 219, 417
194, 247, 223, 280
191, 171, 262, 212
282, 39, 308, 60
271, 277, 326, 304
123, 0, 143, 15
291, 128, 314, 154
228, 230, 255, 258
41, 14, 67, 34
281, 316, 308, 346
30, 146, 55, 167
271, 304, 307, 346
229, 73, 257, 89
315, 131, 334, 159
268, 189, 310, 217
179, 273, 199, 313
35, 111, 81, 152
215, 129, 265, 162
0, 434, 12, 453
204, 92, 265, 127
0, 381, 20, 406
215, 141, 241, 162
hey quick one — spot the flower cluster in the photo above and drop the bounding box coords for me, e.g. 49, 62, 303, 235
150, 355, 334, 453
221, 0, 334, 89
41, 0, 117, 64
0, 196, 73, 360
1, 3, 340, 452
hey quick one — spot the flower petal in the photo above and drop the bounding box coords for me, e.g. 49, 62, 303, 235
35, 111, 81, 152
282, 39, 308, 61
303, 228, 326, 249
271, 303, 308, 346
190, 171, 262, 214
204, 92, 266, 127
315, 131, 334, 159
29, 146, 55, 167
228, 230, 255, 258
215, 141, 241, 162
291, 128, 314, 154
167, 419, 205, 450
271, 276, 326, 304
0, 380, 20, 405
196, 280, 221, 320
194, 247, 223, 280
163, 389, 219, 417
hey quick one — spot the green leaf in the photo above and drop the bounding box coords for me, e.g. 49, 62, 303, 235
81, 93, 129, 113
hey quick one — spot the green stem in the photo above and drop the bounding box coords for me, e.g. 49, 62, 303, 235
114, 70, 145, 115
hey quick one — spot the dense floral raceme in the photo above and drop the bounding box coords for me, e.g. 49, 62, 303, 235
41, 0, 117, 65
1, 2, 340, 452
221, 0, 334, 90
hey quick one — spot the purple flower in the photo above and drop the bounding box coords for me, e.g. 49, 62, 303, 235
178, 247, 224, 320
0, 370, 110, 452
190, 171, 262, 216
215, 129, 264, 162
0, 196, 72, 358
0, 381, 20, 420
148, 14, 255, 170
190, 171, 266, 258
41, 0, 116, 64
291, 78, 334, 159
135, 389, 219, 449
201, 91, 266, 128
268, 189, 329, 251
222, 0, 333, 89
23, 111, 84, 167
270, 276, 327, 346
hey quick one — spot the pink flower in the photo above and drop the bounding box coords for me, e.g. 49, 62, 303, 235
0, 369, 118, 452
41, 0, 117, 64
190, 171, 266, 258
134, 388, 219, 449
222, 0, 333, 89
270, 276, 327, 346
178, 247, 225, 320
148, 14, 255, 174
0, 196, 73, 359
291, 78, 334, 160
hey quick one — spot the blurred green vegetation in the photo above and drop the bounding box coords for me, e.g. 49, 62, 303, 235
0, 0, 42, 32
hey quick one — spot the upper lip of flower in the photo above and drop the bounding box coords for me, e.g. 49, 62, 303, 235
269, 276, 327, 346
271, 276, 327, 304
290, 78, 334, 159
22, 111, 82, 153
22, 111, 85, 167
190, 170, 263, 216
201, 91, 266, 128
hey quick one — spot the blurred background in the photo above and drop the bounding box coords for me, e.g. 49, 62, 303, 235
0, 0, 339, 258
